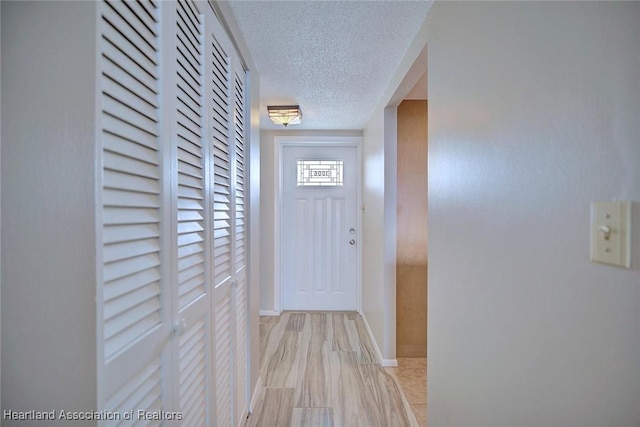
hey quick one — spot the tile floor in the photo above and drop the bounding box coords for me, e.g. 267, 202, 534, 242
387, 358, 427, 426
246, 312, 419, 427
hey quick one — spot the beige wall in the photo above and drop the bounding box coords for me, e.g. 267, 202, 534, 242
1, 2, 97, 422
426, 2, 640, 425
361, 24, 428, 364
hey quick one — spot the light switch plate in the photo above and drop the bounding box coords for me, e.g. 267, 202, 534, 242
590, 201, 631, 268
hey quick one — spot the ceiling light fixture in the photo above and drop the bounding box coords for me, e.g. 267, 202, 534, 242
268, 105, 302, 127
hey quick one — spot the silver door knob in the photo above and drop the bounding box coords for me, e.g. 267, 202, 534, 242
349, 239, 356, 245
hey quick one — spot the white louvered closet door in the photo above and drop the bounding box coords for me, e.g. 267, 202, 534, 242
173, 1, 213, 425
99, 0, 170, 421
233, 68, 249, 425
98, 1, 249, 425
207, 7, 249, 425
208, 15, 237, 427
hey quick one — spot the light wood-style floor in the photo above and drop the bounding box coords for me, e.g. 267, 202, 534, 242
245, 312, 419, 427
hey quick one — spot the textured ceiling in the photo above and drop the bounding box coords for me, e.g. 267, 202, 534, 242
227, 1, 432, 130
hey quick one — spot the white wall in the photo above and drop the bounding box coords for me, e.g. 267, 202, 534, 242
361, 112, 387, 353
361, 25, 428, 362
1, 1, 97, 422
426, 2, 640, 426
259, 129, 362, 312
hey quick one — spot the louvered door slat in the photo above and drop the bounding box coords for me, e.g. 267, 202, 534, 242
103, 189, 160, 209
104, 285, 160, 320
178, 152, 204, 177
104, 238, 161, 263
177, 109, 204, 139
103, 132, 159, 165
177, 0, 200, 38
125, 0, 158, 33
105, 0, 158, 51
177, 60, 203, 100
178, 89, 203, 122
102, 114, 158, 150
180, 0, 198, 21
103, 207, 160, 225
135, 0, 158, 23
178, 209, 203, 223
177, 15, 200, 53
179, 317, 208, 426
177, 242, 204, 260
178, 263, 204, 284
104, 150, 160, 179
177, 134, 203, 157
179, 186, 204, 202
214, 294, 234, 427
103, 252, 160, 282
103, 60, 159, 108
179, 276, 205, 303
101, 16, 158, 79
103, 268, 161, 301
176, 0, 206, 311
102, 41, 158, 95
103, 1, 158, 63
211, 44, 229, 89
103, 222, 160, 244
210, 31, 232, 290
103, 77, 159, 124
105, 297, 161, 343
178, 106, 202, 139
211, 103, 229, 131
211, 73, 228, 102
177, 29, 201, 73
103, 96, 159, 137
179, 171, 204, 189
106, 357, 163, 417
234, 72, 247, 273
178, 220, 204, 235
104, 170, 160, 195
178, 249, 204, 270
177, 199, 204, 213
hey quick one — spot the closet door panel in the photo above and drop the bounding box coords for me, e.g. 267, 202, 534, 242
207, 10, 238, 426
97, 3, 251, 424
99, 0, 170, 417
174, 1, 213, 425
233, 68, 249, 424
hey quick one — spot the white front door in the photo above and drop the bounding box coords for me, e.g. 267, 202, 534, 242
282, 144, 358, 310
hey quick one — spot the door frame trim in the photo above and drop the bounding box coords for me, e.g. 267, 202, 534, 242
273, 136, 363, 314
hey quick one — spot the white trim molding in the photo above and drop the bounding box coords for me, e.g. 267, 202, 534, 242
259, 310, 280, 317
359, 311, 397, 367
248, 376, 263, 413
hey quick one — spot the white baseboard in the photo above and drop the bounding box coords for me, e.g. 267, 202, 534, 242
381, 358, 398, 367
359, 313, 387, 366
259, 310, 280, 316
249, 376, 262, 413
